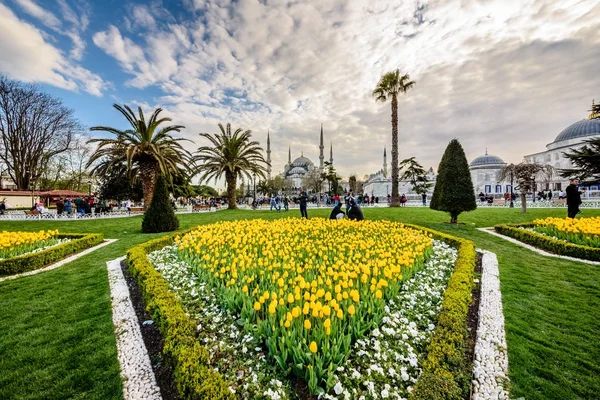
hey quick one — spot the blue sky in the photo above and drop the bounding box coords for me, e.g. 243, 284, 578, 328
1, 0, 599, 179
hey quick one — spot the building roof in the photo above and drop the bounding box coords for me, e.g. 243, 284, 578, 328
470, 154, 505, 167
553, 118, 600, 143
0, 190, 42, 196
292, 156, 313, 167
39, 189, 89, 197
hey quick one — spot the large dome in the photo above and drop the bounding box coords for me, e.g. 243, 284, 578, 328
292, 156, 313, 167
553, 119, 600, 143
470, 154, 505, 167
288, 166, 306, 175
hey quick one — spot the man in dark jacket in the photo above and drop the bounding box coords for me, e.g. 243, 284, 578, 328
329, 203, 345, 220
566, 178, 583, 218
347, 199, 364, 221
299, 188, 309, 219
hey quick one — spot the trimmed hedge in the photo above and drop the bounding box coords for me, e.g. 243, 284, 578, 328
128, 224, 476, 400
406, 225, 476, 400
0, 233, 104, 276
495, 223, 600, 262
126, 231, 235, 400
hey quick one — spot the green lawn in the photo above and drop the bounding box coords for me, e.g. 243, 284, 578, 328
0, 207, 598, 400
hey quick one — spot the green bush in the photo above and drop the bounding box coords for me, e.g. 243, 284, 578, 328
495, 224, 600, 261
430, 139, 477, 223
406, 225, 476, 400
0, 233, 104, 276
126, 232, 234, 400
142, 175, 180, 233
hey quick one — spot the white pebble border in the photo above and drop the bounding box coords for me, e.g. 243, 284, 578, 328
478, 227, 600, 265
107, 257, 162, 400
473, 250, 510, 400
0, 239, 118, 282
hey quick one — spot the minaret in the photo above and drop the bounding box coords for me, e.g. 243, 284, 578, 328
266, 131, 271, 180
288, 146, 291, 165
383, 147, 388, 178
319, 123, 324, 172
329, 142, 333, 167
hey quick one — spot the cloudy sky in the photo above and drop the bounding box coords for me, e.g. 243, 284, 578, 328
1, 0, 599, 182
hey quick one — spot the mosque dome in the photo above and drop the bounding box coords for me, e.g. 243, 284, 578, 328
292, 156, 313, 167
470, 153, 505, 167
552, 118, 600, 143
289, 166, 306, 175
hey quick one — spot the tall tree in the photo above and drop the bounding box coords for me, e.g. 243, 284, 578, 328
194, 123, 267, 209
0, 76, 82, 189
430, 139, 477, 223
560, 137, 600, 184
302, 169, 324, 194
97, 162, 143, 202
322, 161, 341, 195
400, 157, 433, 194
373, 70, 415, 207
499, 162, 554, 214
87, 104, 192, 209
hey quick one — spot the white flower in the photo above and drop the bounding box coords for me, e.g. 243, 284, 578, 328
334, 381, 344, 395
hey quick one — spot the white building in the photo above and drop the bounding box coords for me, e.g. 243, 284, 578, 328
523, 102, 600, 192
469, 151, 511, 196
362, 148, 436, 200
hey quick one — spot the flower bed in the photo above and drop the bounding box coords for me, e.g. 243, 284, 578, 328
127, 219, 476, 400
532, 217, 600, 248
0, 232, 104, 276
494, 222, 600, 262
0, 229, 60, 259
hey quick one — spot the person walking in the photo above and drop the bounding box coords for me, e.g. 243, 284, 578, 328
548, 190, 553, 201
0, 200, 6, 215
299, 188, 309, 219
270, 196, 277, 212
566, 178, 583, 218
421, 193, 427, 206
56, 198, 64, 215
283, 196, 289, 212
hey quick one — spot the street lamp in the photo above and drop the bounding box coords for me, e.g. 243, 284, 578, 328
87, 179, 92, 196
253, 172, 257, 202
510, 171, 514, 208
26, 169, 34, 207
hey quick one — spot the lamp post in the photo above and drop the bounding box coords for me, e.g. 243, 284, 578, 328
510, 171, 514, 208
87, 179, 92, 196
26, 169, 34, 207
253, 172, 256, 202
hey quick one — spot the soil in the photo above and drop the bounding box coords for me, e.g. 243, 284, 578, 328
121, 260, 179, 400
465, 252, 483, 398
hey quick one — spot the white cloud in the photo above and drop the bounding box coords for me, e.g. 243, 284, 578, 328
13, 0, 90, 60
86, 0, 600, 177
0, 3, 107, 96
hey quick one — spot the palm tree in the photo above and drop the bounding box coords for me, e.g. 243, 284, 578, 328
373, 70, 415, 207
87, 104, 192, 209
195, 123, 268, 209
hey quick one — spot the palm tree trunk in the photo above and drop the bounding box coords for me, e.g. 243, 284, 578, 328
226, 171, 237, 210
390, 94, 400, 207
140, 162, 157, 210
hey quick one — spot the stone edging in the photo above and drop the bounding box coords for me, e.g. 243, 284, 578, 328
0, 239, 118, 282
473, 250, 510, 400
107, 257, 162, 400
478, 228, 600, 265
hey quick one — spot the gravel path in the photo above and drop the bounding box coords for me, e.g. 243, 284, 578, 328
473, 250, 510, 400
107, 257, 162, 400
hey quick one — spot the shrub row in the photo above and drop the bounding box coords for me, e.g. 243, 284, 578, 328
126, 231, 235, 400
407, 225, 476, 400
495, 224, 600, 262
0, 233, 104, 276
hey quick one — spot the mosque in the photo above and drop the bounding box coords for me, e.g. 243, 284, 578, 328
265, 124, 333, 189
470, 100, 600, 196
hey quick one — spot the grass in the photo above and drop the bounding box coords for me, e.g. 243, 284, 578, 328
0, 207, 599, 399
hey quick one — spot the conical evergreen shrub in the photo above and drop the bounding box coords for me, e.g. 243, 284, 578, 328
142, 174, 180, 233
430, 139, 477, 223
